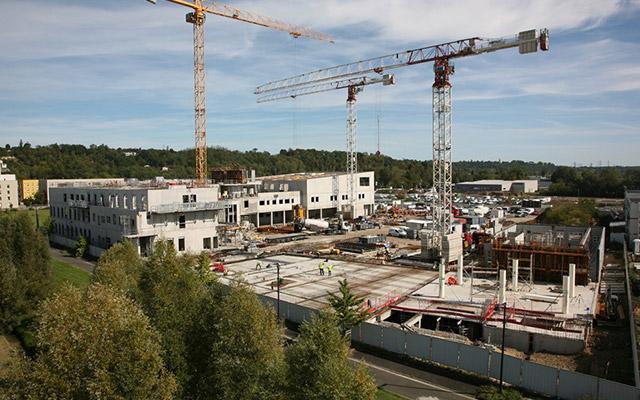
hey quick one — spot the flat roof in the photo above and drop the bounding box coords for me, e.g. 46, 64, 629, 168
261, 171, 373, 181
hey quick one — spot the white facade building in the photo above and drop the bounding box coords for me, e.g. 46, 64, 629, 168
260, 171, 376, 219
0, 173, 19, 209
454, 179, 538, 193
49, 184, 223, 257
42, 178, 126, 204
626, 190, 640, 247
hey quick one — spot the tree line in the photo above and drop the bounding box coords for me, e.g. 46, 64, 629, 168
2, 143, 639, 196
0, 215, 376, 399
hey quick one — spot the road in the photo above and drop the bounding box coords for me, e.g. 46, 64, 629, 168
49, 246, 96, 274
350, 350, 477, 400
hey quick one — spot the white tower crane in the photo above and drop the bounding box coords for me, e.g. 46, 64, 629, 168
256, 29, 549, 259
257, 74, 395, 217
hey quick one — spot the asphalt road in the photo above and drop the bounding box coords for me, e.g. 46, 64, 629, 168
350, 350, 478, 400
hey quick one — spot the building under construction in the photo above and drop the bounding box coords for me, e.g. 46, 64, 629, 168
490, 224, 606, 285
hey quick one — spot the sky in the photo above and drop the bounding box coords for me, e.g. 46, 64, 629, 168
0, 0, 639, 165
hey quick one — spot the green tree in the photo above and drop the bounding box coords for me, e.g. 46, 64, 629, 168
327, 279, 369, 335
189, 282, 286, 400
93, 241, 143, 299
285, 311, 376, 400
1, 284, 176, 399
137, 241, 208, 395
0, 213, 51, 333
74, 235, 88, 258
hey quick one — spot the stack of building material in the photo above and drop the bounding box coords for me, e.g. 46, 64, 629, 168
442, 233, 463, 263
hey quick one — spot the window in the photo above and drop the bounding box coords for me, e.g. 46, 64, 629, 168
70, 194, 75, 200
279, 199, 284, 204
244, 200, 249, 208
203, 237, 211, 250
63, 193, 67, 202
178, 238, 185, 252
259, 200, 265, 206
285, 199, 290, 204
183, 195, 189, 203
190, 194, 197, 203
359, 177, 370, 186
342, 194, 348, 200
330, 195, 337, 201
131, 195, 137, 209
179, 215, 186, 229
266, 200, 270, 205
106, 216, 111, 224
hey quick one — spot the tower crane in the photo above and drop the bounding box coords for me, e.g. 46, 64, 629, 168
256, 74, 396, 217
146, 0, 333, 186
256, 29, 549, 259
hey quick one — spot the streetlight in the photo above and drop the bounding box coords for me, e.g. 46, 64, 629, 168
276, 263, 280, 321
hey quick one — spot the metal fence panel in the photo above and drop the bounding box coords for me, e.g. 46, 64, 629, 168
359, 323, 383, 348
557, 369, 598, 400
521, 360, 557, 398
599, 378, 640, 400
381, 325, 406, 355
405, 331, 431, 360
489, 351, 522, 386
458, 344, 489, 377
430, 336, 460, 368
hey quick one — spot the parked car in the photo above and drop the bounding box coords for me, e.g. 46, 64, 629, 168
388, 227, 408, 238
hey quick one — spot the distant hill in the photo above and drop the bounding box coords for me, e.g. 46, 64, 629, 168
1, 143, 638, 197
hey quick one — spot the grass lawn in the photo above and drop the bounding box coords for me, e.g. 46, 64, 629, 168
1, 207, 50, 229
376, 388, 408, 400
51, 259, 91, 290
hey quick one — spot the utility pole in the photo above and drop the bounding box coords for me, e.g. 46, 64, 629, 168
276, 263, 281, 321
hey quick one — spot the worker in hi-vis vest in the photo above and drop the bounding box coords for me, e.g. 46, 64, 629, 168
327, 263, 334, 276
319, 260, 326, 275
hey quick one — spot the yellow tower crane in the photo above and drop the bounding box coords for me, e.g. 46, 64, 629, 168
146, 0, 333, 185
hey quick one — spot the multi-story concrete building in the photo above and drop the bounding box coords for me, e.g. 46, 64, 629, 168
41, 178, 126, 204
49, 183, 223, 257
625, 189, 640, 247
0, 173, 19, 209
260, 171, 375, 219
20, 179, 39, 201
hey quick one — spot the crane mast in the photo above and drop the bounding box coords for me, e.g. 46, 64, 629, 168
256, 29, 549, 259
147, 0, 332, 185
256, 74, 395, 217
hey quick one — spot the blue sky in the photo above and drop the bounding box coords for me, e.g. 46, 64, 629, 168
1, 0, 639, 165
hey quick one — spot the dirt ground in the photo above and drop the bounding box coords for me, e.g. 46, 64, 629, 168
0, 334, 20, 374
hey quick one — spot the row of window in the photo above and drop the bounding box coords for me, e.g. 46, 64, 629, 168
314, 193, 368, 203
61, 192, 146, 211
257, 198, 295, 206
53, 206, 135, 228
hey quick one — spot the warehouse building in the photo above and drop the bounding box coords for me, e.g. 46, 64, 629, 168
454, 179, 538, 193
49, 182, 224, 257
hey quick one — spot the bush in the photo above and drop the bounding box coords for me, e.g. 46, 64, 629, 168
476, 385, 523, 400
74, 235, 87, 258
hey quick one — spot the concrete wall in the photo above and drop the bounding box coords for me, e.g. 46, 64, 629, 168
626, 190, 640, 247
483, 325, 584, 355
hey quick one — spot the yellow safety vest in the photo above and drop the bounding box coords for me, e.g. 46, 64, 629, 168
328, 264, 333, 271
319, 262, 324, 269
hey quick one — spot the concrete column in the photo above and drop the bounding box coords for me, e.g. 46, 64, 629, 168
512, 259, 519, 292
562, 275, 570, 314
438, 258, 446, 299
270, 212, 273, 226
498, 269, 507, 304
457, 254, 464, 285
568, 263, 576, 298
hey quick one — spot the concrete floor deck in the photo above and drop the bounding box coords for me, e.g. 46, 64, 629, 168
220, 255, 437, 310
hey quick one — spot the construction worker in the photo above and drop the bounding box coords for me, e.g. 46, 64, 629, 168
256, 261, 262, 270
319, 259, 325, 275
327, 263, 334, 276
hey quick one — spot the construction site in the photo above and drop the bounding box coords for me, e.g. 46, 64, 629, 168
38, 1, 638, 398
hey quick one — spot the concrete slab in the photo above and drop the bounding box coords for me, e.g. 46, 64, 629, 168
220, 255, 437, 311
